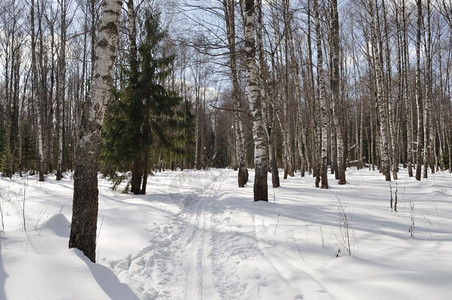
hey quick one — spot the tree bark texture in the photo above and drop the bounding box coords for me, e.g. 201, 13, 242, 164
223, 0, 248, 187
69, 0, 122, 262
330, 0, 345, 184
56, 0, 67, 180
314, 0, 329, 189
415, 0, 424, 181
370, 0, 390, 181
245, 0, 268, 201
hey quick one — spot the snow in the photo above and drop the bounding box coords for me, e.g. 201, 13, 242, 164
0, 168, 451, 299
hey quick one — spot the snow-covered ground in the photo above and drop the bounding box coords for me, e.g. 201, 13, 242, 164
0, 167, 451, 299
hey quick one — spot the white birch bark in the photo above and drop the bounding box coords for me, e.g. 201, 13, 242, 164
223, 0, 247, 186
282, 0, 294, 178
286, 13, 308, 177
314, 0, 328, 189
56, 0, 67, 180
402, 0, 414, 177
369, 0, 390, 181
423, 0, 434, 177
331, 0, 345, 184
244, 0, 268, 201
69, 0, 122, 262
30, 0, 45, 182
415, 0, 424, 181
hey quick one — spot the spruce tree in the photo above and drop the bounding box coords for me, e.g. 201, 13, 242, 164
101, 9, 193, 194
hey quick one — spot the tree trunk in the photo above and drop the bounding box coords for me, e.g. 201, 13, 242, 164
256, 0, 278, 188
382, 0, 398, 180
267, 52, 280, 187
314, 0, 328, 189
127, 0, 143, 194
131, 159, 143, 194
30, 0, 45, 181
331, 0, 345, 184
141, 151, 149, 195
423, 0, 434, 177
223, 0, 247, 187
56, 0, 67, 180
415, 0, 423, 181
245, 0, 268, 201
402, 0, 414, 177
69, 0, 122, 262
370, 0, 390, 181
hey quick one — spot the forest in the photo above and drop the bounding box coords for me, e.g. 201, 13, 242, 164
1, 0, 451, 189
0, 0, 452, 297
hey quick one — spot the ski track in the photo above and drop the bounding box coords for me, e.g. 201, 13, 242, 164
108, 170, 334, 300
110, 171, 227, 299
184, 174, 222, 300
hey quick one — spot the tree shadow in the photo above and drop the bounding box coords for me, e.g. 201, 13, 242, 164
0, 236, 9, 300
73, 249, 138, 300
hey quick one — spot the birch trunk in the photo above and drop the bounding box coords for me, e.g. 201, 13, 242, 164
314, 0, 328, 189
265, 50, 280, 187
257, 0, 277, 187
282, 0, 294, 178
437, 25, 446, 171
306, 0, 318, 179
286, 11, 308, 177
382, 0, 398, 180
402, 0, 414, 177
370, 0, 390, 181
223, 0, 247, 187
423, 0, 434, 177
56, 0, 67, 180
415, 0, 424, 181
245, 0, 267, 201
30, 0, 45, 182
331, 0, 345, 184
69, 0, 122, 262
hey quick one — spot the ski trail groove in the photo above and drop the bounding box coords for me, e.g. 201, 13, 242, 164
184, 173, 223, 300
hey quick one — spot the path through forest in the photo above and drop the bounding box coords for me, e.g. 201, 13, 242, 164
108, 169, 333, 299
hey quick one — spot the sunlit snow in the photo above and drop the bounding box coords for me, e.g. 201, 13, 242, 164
0, 168, 451, 299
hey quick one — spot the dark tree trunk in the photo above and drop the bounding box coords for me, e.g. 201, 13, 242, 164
238, 163, 248, 187
131, 159, 143, 194
141, 151, 149, 195
70, 148, 99, 261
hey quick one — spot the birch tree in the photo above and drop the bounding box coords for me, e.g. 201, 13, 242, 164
330, 0, 345, 184
423, 0, 433, 178
56, 0, 68, 180
223, 0, 248, 187
369, 0, 390, 181
69, 0, 122, 262
244, 0, 267, 201
314, 0, 328, 189
415, 0, 424, 181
